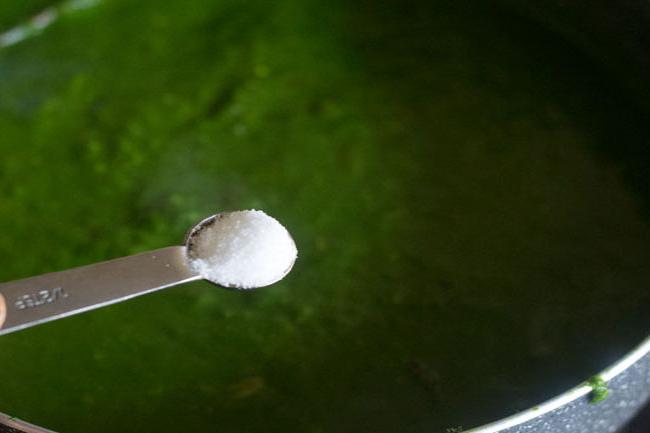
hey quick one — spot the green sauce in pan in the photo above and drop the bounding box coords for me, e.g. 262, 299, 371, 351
0, 0, 649, 432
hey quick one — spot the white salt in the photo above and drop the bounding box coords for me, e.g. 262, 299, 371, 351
188, 210, 297, 289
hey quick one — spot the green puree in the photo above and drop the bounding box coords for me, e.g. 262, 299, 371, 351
1, 0, 650, 432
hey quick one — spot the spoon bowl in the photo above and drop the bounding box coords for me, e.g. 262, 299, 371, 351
185, 211, 298, 289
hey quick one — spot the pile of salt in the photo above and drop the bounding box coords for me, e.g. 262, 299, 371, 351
188, 210, 297, 289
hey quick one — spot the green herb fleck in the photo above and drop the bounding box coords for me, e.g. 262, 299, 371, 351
586, 375, 609, 404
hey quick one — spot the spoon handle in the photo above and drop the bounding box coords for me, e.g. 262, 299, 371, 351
0, 246, 200, 336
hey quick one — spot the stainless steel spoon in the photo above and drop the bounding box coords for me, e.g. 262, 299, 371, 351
0, 212, 296, 336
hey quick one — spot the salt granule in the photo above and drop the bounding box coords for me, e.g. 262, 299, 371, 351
188, 210, 297, 289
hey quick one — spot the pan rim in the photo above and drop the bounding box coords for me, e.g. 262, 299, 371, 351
464, 334, 650, 433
